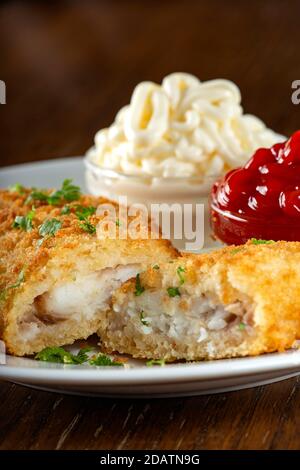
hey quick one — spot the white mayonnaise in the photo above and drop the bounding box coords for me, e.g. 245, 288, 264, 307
87, 73, 284, 178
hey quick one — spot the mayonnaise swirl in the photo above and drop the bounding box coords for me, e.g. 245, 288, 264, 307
87, 73, 284, 178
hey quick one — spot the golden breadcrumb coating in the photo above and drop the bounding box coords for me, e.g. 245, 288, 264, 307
98, 241, 300, 361
0, 187, 177, 355
3, 185, 300, 362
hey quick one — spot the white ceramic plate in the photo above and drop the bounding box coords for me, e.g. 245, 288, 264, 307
1, 157, 300, 398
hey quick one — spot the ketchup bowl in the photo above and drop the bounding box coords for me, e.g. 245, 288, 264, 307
210, 131, 300, 245
210, 199, 300, 245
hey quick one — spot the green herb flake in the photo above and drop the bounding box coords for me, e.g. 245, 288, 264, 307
36, 346, 93, 365
37, 218, 62, 247
167, 287, 181, 298
9, 183, 25, 194
116, 219, 121, 227
89, 354, 123, 367
36, 347, 69, 364
231, 248, 243, 255
146, 359, 165, 367
79, 220, 96, 234
0, 290, 7, 303
140, 311, 150, 326
134, 273, 145, 296
74, 205, 97, 234
58, 179, 81, 202
18, 343, 125, 368
75, 347, 93, 364
26, 179, 81, 206
0, 268, 26, 302
36, 238, 44, 248
10, 269, 25, 289
238, 322, 246, 330
152, 264, 160, 270
12, 207, 35, 232
39, 219, 62, 238
176, 266, 186, 285
75, 205, 96, 221
61, 205, 71, 215
47, 179, 81, 205
250, 238, 275, 245
25, 190, 48, 205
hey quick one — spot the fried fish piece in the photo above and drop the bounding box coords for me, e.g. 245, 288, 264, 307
98, 241, 300, 361
0, 185, 177, 356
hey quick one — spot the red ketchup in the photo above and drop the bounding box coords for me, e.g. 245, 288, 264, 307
210, 130, 300, 244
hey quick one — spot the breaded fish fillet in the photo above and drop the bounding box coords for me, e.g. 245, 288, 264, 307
98, 241, 300, 361
0, 186, 177, 356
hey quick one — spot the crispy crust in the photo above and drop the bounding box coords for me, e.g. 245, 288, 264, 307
0, 188, 177, 355
3, 186, 300, 361
99, 241, 300, 360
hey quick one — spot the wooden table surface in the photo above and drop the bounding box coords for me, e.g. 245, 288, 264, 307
1, 0, 300, 450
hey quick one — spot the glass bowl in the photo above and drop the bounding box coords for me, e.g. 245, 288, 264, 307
84, 154, 222, 251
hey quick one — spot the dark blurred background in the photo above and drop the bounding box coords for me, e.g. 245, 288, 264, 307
2, 1, 300, 451
0, 0, 300, 167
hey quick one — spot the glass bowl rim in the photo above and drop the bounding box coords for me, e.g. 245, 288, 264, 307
84, 154, 222, 183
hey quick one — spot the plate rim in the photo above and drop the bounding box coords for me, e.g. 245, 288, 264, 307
1, 349, 300, 385
1, 157, 300, 391
0, 156, 82, 173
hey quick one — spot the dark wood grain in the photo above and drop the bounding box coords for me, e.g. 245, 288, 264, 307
1, 377, 300, 450
1, 0, 300, 450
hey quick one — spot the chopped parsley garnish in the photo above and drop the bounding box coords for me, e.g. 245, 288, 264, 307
61, 205, 71, 215
35, 346, 92, 364
26, 179, 81, 206
74, 205, 97, 234
12, 207, 35, 232
152, 264, 160, 270
75, 347, 93, 364
10, 269, 25, 289
116, 219, 121, 227
53, 179, 81, 203
89, 353, 123, 367
250, 238, 274, 245
9, 183, 25, 194
25, 190, 48, 205
75, 205, 96, 220
79, 220, 96, 234
39, 218, 62, 238
140, 311, 150, 326
134, 273, 145, 296
146, 359, 165, 367
176, 266, 186, 285
238, 322, 246, 330
167, 287, 181, 297
0, 268, 26, 302
230, 248, 243, 255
